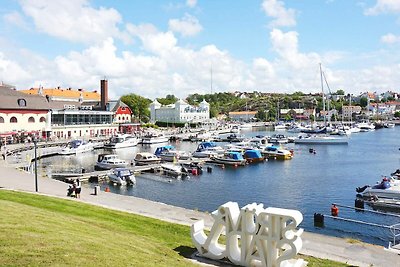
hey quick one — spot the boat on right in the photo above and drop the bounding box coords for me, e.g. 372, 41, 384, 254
294, 133, 349, 145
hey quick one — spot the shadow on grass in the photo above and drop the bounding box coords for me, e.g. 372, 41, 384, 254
174, 245, 197, 258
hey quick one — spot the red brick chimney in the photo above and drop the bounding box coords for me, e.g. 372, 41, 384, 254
100, 79, 108, 111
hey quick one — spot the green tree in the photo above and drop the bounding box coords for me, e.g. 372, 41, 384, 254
395, 111, 400, 118
121, 94, 152, 122
335, 89, 345, 95
157, 94, 178, 105
359, 97, 368, 108
255, 109, 267, 121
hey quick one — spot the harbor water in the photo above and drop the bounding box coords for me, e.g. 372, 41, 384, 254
39, 126, 400, 246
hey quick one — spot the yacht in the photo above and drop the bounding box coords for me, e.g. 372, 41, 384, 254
356, 122, 375, 132
294, 134, 348, 145
59, 140, 94, 155
104, 134, 139, 149
261, 145, 293, 160
95, 154, 128, 170
107, 168, 136, 186
134, 152, 161, 166
160, 163, 188, 178
357, 177, 400, 200
141, 133, 169, 145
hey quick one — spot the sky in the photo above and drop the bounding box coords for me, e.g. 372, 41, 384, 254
1, 0, 400, 99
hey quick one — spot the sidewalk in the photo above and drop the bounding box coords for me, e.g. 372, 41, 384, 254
0, 161, 398, 267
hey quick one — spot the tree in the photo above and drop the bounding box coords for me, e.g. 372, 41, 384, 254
395, 111, 400, 118
359, 97, 368, 108
121, 94, 152, 122
157, 94, 178, 105
255, 109, 267, 121
335, 89, 345, 95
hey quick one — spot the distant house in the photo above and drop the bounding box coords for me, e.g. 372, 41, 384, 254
280, 109, 304, 120
342, 105, 361, 120
228, 111, 257, 122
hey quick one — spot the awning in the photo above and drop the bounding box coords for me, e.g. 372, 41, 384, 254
0, 132, 17, 137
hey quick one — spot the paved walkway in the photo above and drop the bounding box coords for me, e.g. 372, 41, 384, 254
0, 161, 399, 267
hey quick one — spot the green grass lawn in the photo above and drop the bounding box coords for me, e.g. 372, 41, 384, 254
0, 190, 348, 266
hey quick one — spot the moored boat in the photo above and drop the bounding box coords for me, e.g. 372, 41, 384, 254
160, 163, 188, 178
134, 152, 161, 166
261, 145, 293, 160
154, 145, 191, 162
210, 151, 247, 166
104, 134, 139, 149
141, 133, 169, 145
95, 154, 128, 170
356, 177, 400, 200
107, 168, 136, 186
294, 134, 348, 145
243, 149, 265, 163
192, 142, 224, 158
59, 140, 94, 155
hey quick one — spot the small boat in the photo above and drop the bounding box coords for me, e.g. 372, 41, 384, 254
95, 154, 128, 170
181, 162, 203, 175
230, 125, 240, 133
59, 140, 94, 155
160, 163, 188, 178
104, 134, 139, 149
355, 122, 375, 132
384, 122, 395, 128
274, 124, 286, 131
154, 145, 191, 162
261, 145, 293, 160
141, 133, 169, 145
134, 152, 161, 166
356, 177, 400, 200
108, 168, 136, 186
294, 134, 348, 145
268, 134, 289, 144
243, 149, 265, 163
192, 142, 224, 158
211, 151, 247, 166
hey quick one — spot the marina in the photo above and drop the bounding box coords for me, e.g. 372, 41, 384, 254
5, 125, 400, 248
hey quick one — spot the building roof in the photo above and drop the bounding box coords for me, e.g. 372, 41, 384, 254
20, 88, 101, 101
108, 99, 130, 112
0, 86, 49, 110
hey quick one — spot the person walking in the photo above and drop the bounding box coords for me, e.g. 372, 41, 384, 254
75, 179, 81, 199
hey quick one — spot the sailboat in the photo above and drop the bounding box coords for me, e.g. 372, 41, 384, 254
295, 64, 349, 145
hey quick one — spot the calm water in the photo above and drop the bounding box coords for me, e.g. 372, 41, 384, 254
39, 127, 400, 246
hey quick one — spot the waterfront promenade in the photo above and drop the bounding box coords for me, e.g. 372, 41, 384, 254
0, 160, 399, 266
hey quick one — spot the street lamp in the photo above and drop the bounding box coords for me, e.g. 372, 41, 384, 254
33, 138, 38, 192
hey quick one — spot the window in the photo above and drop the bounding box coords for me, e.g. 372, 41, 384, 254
39, 117, 46, 122
0, 117, 4, 123
28, 117, 35, 123
17, 99, 26, 107
10, 117, 17, 123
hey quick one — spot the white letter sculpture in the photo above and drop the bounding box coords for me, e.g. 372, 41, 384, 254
191, 202, 306, 267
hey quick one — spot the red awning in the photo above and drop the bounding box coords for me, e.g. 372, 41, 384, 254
0, 132, 17, 137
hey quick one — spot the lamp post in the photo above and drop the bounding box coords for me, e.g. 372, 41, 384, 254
33, 139, 38, 192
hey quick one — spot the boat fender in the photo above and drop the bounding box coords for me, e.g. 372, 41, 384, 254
105, 187, 110, 192
331, 204, 339, 216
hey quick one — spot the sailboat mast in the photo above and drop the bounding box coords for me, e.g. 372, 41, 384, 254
210, 65, 213, 94
319, 63, 326, 126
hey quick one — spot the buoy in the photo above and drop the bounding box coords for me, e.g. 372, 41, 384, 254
105, 187, 110, 192
192, 168, 198, 175
331, 204, 339, 216
221, 164, 225, 169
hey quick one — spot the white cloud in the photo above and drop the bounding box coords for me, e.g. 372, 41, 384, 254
18, 0, 127, 44
3, 11, 29, 30
168, 14, 203, 37
0, 52, 32, 82
380, 33, 400, 44
186, 0, 197, 8
365, 0, 400, 15
261, 0, 296, 27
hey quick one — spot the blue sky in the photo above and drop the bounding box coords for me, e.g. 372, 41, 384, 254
1, 0, 400, 99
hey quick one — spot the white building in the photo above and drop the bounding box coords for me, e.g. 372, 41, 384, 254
150, 99, 210, 124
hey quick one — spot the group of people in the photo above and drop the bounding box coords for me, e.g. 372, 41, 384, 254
67, 178, 81, 198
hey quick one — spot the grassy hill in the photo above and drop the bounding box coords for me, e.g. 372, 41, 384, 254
0, 190, 347, 266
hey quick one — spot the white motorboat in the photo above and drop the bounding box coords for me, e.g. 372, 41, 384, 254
107, 168, 136, 186
134, 152, 161, 166
294, 134, 348, 145
141, 133, 169, 145
268, 134, 289, 144
357, 178, 400, 200
192, 141, 225, 158
59, 140, 94, 155
95, 154, 128, 170
356, 122, 375, 132
104, 134, 139, 149
160, 163, 187, 178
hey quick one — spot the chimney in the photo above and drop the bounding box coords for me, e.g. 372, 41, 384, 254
100, 79, 108, 111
